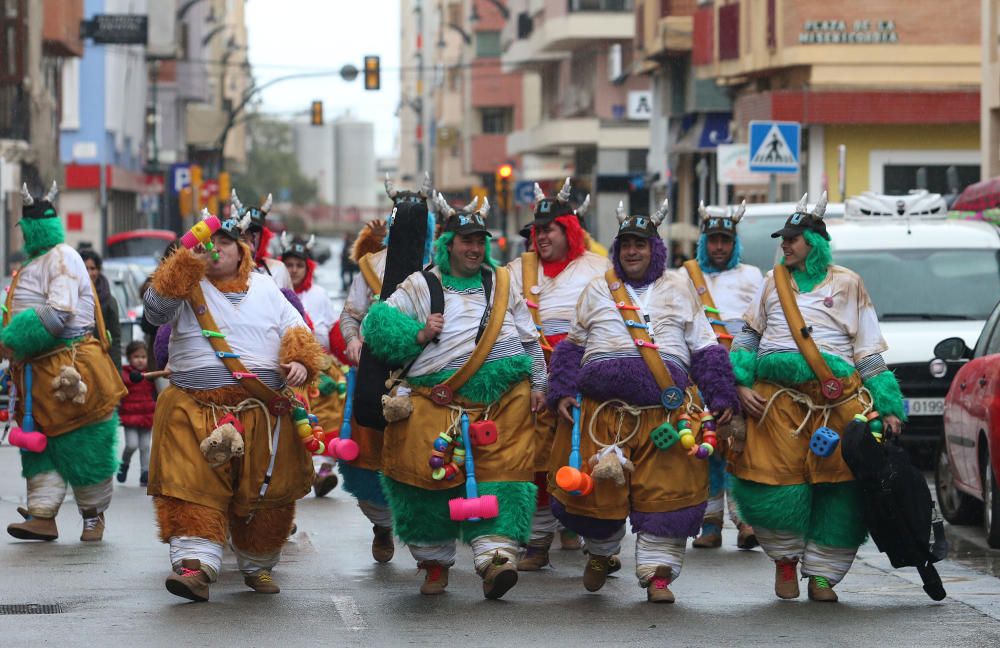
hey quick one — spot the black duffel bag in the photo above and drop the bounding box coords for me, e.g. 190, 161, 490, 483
841, 416, 948, 601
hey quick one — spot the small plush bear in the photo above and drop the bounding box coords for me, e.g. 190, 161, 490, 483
51, 365, 88, 405
589, 447, 635, 486
381, 392, 414, 423
199, 422, 245, 467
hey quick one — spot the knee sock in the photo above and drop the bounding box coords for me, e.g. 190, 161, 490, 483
358, 499, 394, 529
529, 504, 560, 544
169, 536, 223, 581
408, 541, 457, 566
801, 541, 857, 585
26, 471, 67, 518
635, 533, 686, 585
584, 525, 626, 557
471, 534, 520, 572
73, 478, 113, 515
753, 526, 805, 562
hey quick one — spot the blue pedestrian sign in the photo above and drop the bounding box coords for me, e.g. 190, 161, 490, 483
515, 181, 536, 206
748, 121, 801, 174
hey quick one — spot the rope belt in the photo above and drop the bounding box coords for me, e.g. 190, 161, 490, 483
586, 392, 704, 451
758, 383, 873, 438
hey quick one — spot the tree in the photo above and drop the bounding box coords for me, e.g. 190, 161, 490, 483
232, 116, 318, 206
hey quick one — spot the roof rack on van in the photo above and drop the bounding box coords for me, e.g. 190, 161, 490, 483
845, 190, 948, 220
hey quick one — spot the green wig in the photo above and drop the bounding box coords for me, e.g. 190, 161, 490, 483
432, 232, 497, 290
781, 229, 831, 293
19, 217, 65, 260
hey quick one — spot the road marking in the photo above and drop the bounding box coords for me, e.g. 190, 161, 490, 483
331, 595, 367, 631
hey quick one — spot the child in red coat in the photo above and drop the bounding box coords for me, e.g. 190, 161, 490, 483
117, 341, 156, 486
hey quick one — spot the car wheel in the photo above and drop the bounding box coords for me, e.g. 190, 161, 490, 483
935, 440, 981, 525
983, 458, 1000, 549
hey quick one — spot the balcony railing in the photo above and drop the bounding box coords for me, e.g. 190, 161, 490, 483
0, 85, 30, 141
568, 0, 634, 12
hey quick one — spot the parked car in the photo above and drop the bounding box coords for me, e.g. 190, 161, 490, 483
933, 301, 1000, 547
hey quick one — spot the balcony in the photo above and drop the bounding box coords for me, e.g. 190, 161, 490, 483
507, 117, 648, 155
43, 0, 83, 57
0, 85, 30, 142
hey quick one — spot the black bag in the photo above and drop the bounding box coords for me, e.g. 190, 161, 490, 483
841, 418, 948, 601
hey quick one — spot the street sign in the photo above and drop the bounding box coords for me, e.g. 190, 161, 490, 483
80, 15, 149, 45
170, 164, 191, 195
717, 144, 770, 186
515, 181, 535, 206
748, 121, 801, 174
627, 91, 653, 121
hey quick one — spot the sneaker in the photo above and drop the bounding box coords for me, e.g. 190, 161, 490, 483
807, 575, 839, 602
116, 460, 129, 484
736, 523, 759, 550
645, 566, 675, 604
417, 560, 450, 595
244, 570, 280, 594
165, 559, 210, 602
313, 464, 339, 498
517, 538, 552, 571
140, 471, 149, 488
80, 509, 105, 542
774, 558, 800, 599
372, 525, 394, 563
559, 528, 582, 550
583, 554, 612, 592
480, 553, 518, 600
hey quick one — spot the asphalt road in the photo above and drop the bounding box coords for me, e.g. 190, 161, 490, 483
4, 446, 1000, 647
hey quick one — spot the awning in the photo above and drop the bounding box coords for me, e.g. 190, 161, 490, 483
668, 112, 732, 154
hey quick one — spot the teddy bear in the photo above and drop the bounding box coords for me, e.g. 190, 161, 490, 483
589, 446, 635, 486
51, 365, 88, 405
382, 386, 414, 423
199, 420, 245, 467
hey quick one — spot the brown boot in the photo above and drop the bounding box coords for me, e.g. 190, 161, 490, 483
417, 560, 450, 595
7, 511, 58, 541
559, 529, 582, 550
807, 575, 839, 602
774, 558, 800, 599
372, 525, 394, 563
80, 509, 105, 542
583, 554, 612, 592
165, 559, 210, 602
244, 570, 281, 594
480, 553, 518, 600
692, 518, 723, 548
607, 554, 622, 575
313, 464, 339, 498
517, 537, 551, 571
736, 523, 759, 550
645, 566, 676, 604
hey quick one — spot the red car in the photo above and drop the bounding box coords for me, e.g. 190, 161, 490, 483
934, 301, 1000, 547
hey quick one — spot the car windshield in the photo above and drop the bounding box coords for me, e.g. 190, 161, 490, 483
736, 215, 788, 271
837, 249, 1000, 320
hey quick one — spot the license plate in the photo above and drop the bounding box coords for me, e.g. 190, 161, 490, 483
904, 397, 945, 416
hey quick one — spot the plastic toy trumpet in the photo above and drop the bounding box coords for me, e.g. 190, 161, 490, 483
555, 395, 593, 496
180, 215, 221, 261
325, 367, 360, 461
448, 413, 499, 522
8, 365, 46, 453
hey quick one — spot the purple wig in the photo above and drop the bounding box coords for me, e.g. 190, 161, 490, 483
611, 235, 668, 288
577, 357, 689, 407
550, 498, 626, 540
546, 340, 585, 411
153, 324, 171, 369
630, 501, 708, 538
280, 287, 306, 319
690, 344, 740, 413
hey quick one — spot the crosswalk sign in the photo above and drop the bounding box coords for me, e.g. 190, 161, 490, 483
748, 121, 801, 174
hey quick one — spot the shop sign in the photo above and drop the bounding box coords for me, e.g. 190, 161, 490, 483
799, 19, 898, 44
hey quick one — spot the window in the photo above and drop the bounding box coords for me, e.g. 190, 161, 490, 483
475, 31, 501, 58
481, 107, 512, 134
882, 165, 980, 196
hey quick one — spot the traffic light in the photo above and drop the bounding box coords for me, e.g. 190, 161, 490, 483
495, 164, 513, 211
364, 56, 380, 91
310, 100, 324, 126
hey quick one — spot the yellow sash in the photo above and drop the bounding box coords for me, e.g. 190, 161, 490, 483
682, 259, 733, 350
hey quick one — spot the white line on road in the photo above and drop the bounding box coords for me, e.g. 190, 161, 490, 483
331, 595, 368, 631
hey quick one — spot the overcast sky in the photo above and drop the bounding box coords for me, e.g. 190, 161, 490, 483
245, 0, 401, 158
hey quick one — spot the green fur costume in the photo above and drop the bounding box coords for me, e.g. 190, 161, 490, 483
1, 207, 120, 487
729, 230, 901, 548
361, 234, 535, 545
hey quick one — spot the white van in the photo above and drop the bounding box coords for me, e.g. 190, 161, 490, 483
733, 194, 1000, 458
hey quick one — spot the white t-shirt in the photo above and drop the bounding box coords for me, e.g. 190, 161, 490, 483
342, 249, 386, 323
507, 251, 609, 338
298, 283, 335, 351
744, 265, 888, 364
8, 243, 95, 333
681, 263, 764, 332
259, 257, 293, 290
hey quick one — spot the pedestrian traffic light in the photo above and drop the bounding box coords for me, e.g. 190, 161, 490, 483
495, 164, 513, 210
364, 56, 380, 91
311, 101, 324, 126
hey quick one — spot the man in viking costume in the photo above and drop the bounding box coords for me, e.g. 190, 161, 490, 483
2, 183, 127, 542
230, 190, 293, 290
729, 193, 905, 602
546, 200, 739, 603
143, 208, 326, 602
506, 178, 609, 571
680, 201, 763, 550
361, 194, 546, 599
335, 174, 436, 563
